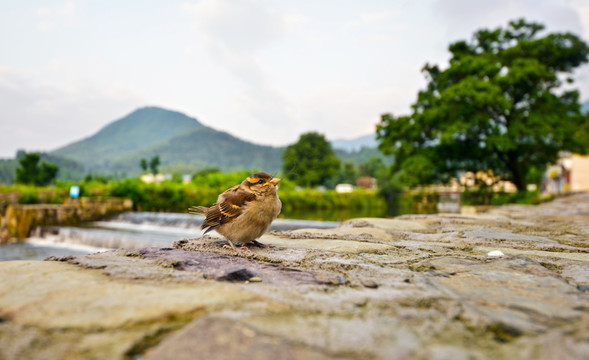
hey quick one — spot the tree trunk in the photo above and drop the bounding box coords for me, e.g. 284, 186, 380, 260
511, 171, 526, 192
507, 152, 526, 192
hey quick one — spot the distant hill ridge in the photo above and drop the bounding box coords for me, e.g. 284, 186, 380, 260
331, 134, 377, 152
50, 106, 286, 175
52, 107, 203, 170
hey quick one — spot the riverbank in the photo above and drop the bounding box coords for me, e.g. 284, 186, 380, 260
1, 193, 588, 359
0, 197, 133, 243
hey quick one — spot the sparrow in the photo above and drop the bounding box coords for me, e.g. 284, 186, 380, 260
189, 172, 282, 252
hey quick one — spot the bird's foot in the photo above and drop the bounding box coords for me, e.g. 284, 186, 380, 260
222, 240, 238, 253
250, 240, 275, 248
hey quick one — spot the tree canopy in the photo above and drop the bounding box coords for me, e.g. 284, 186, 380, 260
377, 19, 589, 191
15, 152, 59, 186
139, 158, 148, 173
149, 155, 161, 174
282, 132, 340, 187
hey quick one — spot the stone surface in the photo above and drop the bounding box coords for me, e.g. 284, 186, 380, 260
143, 316, 339, 360
0, 260, 262, 360
2, 193, 589, 359
340, 217, 430, 232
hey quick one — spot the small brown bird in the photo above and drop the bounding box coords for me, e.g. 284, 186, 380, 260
189, 172, 282, 252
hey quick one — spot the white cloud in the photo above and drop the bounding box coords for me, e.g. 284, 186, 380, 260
182, 0, 300, 140
36, 0, 80, 32
576, 2, 589, 40
182, 0, 290, 53
0, 68, 143, 158
346, 10, 399, 28
299, 84, 417, 141
433, 0, 586, 40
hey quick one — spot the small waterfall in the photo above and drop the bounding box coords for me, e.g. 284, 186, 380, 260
103, 212, 340, 231
105, 212, 206, 229
15, 212, 340, 258
31, 225, 199, 250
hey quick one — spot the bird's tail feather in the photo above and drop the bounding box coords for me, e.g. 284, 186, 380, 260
188, 206, 208, 215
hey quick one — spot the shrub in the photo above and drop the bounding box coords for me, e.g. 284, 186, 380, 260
490, 191, 540, 205
18, 191, 40, 204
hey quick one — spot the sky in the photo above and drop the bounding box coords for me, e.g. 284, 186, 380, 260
1, 0, 589, 159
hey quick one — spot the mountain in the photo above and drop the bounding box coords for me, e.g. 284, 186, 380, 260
52, 107, 202, 171
50, 106, 284, 175
331, 134, 377, 152
107, 127, 284, 173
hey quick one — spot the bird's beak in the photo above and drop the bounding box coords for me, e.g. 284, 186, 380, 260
270, 178, 281, 185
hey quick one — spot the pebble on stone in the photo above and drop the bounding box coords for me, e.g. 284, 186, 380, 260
487, 250, 505, 257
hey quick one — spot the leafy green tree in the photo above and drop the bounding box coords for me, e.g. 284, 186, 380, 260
358, 157, 387, 178
15, 153, 39, 185
377, 19, 589, 191
15, 152, 59, 186
283, 132, 340, 187
38, 162, 58, 186
149, 155, 161, 174
140, 158, 148, 173
340, 162, 357, 184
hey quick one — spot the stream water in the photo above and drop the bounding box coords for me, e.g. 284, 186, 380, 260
0, 212, 340, 261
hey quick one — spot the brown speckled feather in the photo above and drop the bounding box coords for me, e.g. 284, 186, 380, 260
196, 188, 256, 234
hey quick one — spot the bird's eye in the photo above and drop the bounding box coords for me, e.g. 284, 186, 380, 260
257, 179, 265, 184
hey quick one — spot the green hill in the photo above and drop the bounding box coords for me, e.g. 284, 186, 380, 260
52, 107, 202, 171
109, 127, 284, 175
49, 106, 285, 176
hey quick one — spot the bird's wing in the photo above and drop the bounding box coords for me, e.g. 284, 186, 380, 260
188, 206, 208, 215
201, 190, 256, 234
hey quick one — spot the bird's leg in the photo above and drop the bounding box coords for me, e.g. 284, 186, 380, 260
232, 242, 251, 252
222, 239, 238, 253
250, 240, 275, 248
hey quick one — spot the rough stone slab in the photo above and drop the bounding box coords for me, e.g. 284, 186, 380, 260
406, 212, 510, 224
561, 264, 589, 285
419, 257, 589, 335
263, 234, 392, 253
466, 229, 558, 244
143, 316, 341, 360
290, 227, 394, 242
0, 262, 256, 327
340, 217, 430, 232
138, 247, 327, 286
475, 247, 589, 262
0, 260, 260, 360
